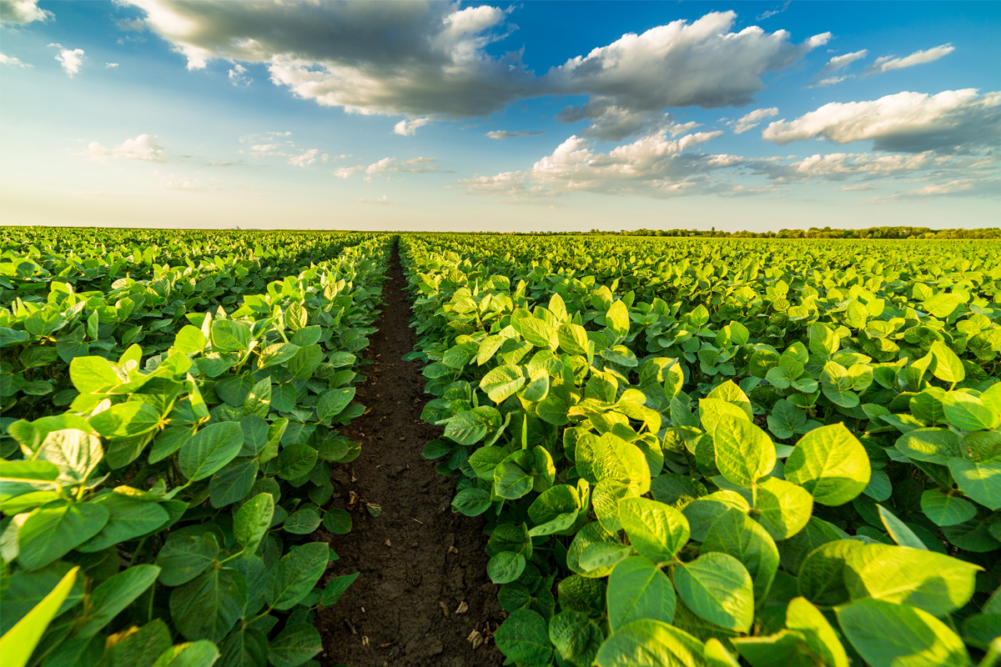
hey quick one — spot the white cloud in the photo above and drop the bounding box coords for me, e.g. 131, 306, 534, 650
866, 44, 954, 74
49, 44, 85, 77
394, 117, 432, 136
115, 17, 147, 32
547, 12, 829, 138
733, 108, 779, 134
335, 156, 440, 180
756, 1, 790, 21
80, 134, 168, 162
668, 122, 701, 136
122, 0, 534, 116
460, 129, 730, 199
762, 89, 1001, 153
813, 75, 850, 87
0, 51, 28, 67
106, 62, 119, 69
0, 0, 52, 25
816, 50, 868, 78
288, 148, 319, 167
486, 130, 546, 139
228, 63, 251, 87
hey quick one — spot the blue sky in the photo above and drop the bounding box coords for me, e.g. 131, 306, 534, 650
1, 0, 999, 231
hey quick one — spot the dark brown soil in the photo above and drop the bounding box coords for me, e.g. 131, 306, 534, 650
315, 241, 504, 667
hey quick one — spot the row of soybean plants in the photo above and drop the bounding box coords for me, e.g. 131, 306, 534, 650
399, 233, 1001, 667
0, 232, 393, 667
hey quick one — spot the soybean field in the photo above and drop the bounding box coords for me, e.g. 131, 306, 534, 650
2, 229, 1001, 667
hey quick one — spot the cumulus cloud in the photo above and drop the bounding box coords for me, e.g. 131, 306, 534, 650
394, 117, 432, 136
335, 156, 440, 180
228, 63, 251, 86
732, 108, 779, 134
486, 130, 546, 139
865, 44, 954, 74
762, 89, 1001, 153
459, 129, 732, 199
546, 12, 829, 138
80, 134, 168, 162
288, 148, 319, 167
49, 44, 85, 77
0, 51, 28, 67
122, 0, 534, 118
0, 0, 52, 25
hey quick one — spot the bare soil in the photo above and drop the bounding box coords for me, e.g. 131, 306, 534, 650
315, 241, 504, 667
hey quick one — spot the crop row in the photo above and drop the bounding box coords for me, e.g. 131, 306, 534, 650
1, 234, 393, 667
401, 234, 1001, 667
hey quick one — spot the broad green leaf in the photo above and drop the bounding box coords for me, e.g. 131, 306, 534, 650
209, 458, 258, 508
606, 300, 630, 339
480, 365, 526, 404
169, 567, 247, 642
91, 402, 162, 438
877, 505, 927, 550
674, 552, 754, 632
0, 562, 84, 634
712, 415, 776, 487
844, 543, 979, 616
17, 501, 109, 570
619, 497, 689, 564
703, 508, 779, 603
594, 619, 705, 667
320, 572, 359, 607
948, 458, 1001, 510
234, 492, 274, 554
798, 539, 863, 607
548, 611, 603, 667
488, 551, 526, 584
316, 388, 355, 421
607, 556, 676, 630
217, 628, 267, 667
266, 542, 328, 610
276, 443, 317, 480
785, 597, 849, 667
755, 477, 813, 540
943, 391, 999, 431
928, 341, 965, 384
157, 534, 219, 586
70, 356, 122, 394
178, 422, 244, 481
920, 489, 976, 526
785, 423, 870, 506
836, 599, 969, 667
79, 564, 161, 637
33, 429, 103, 486
267, 624, 322, 667
495, 609, 552, 665
95, 618, 172, 667
152, 640, 220, 667
78, 493, 169, 552
568, 522, 620, 578
209, 319, 251, 353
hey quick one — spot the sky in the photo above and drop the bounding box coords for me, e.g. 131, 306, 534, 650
0, 0, 999, 232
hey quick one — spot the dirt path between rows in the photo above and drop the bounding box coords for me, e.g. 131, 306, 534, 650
316, 240, 503, 667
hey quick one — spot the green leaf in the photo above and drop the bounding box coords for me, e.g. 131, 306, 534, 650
619, 497, 689, 564
568, 522, 620, 578
548, 611, 603, 667
157, 534, 219, 586
452, 487, 492, 516
268, 624, 322, 667
320, 572, 359, 607
217, 628, 267, 667
836, 599, 969, 667
0, 566, 78, 667
316, 388, 355, 421
234, 493, 274, 554
479, 365, 526, 404
78, 493, 169, 551
169, 567, 246, 642
322, 508, 352, 535
895, 428, 962, 465
785, 423, 870, 506
0, 562, 84, 634
178, 422, 244, 481
173, 326, 206, 355
594, 619, 705, 667
488, 551, 526, 584
79, 564, 161, 637
266, 542, 328, 610
755, 477, 813, 540
558, 323, 589, 356
17, 501, 110, 570
943, 392, 999, 431
96, 618, 172, 667
798, 539, 862, 607
948, 458, 1001, 510
607, 556, 676, 630
91, 402, 162, 438
877, 505, 927, 550
495, 609, 552, 665
674, 552, 754, 632
287, 345, 322, 379
920, 489, 976, 526
844, 543, 979, 616
703, 508, 779, 604
33, 428, 103, 486
209, 458, 258, 508
785, 597, 849, 667
713, 415, 776, 487
928, 341, 965, 384
276, 443, 318, 481
70, 356, 122, 394
151, 641, 220, 667
283, 506, 320, 534
209, 319, 251, 353
606, 300, 630, 339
